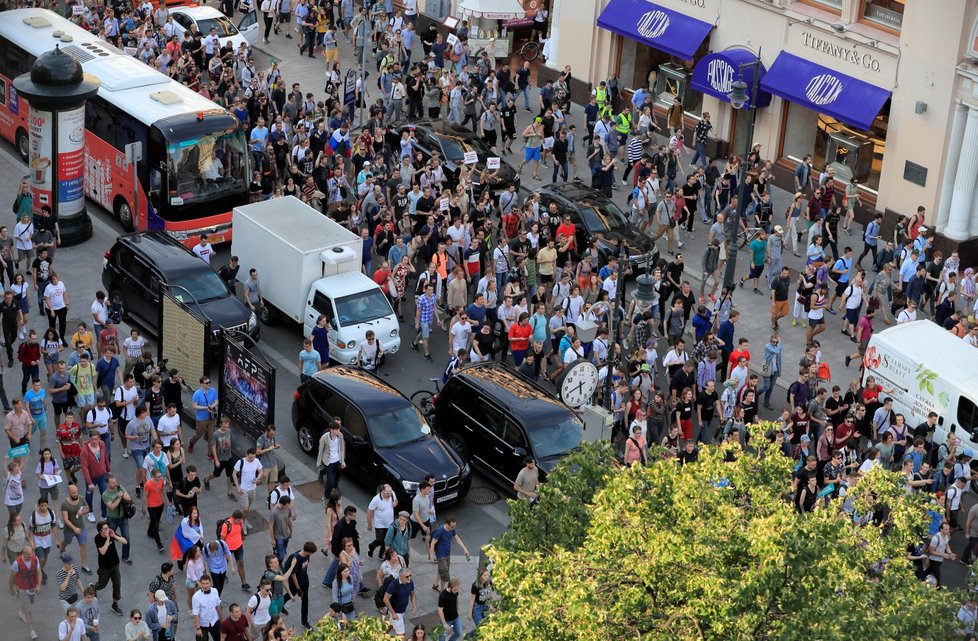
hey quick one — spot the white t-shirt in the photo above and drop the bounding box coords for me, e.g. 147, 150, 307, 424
191, 588, 222, 627
247, 592, 272, 626
843, 284, 863, 310
193, 242, 213, 263
45, 281, 67, 310
91, 300, 108, 325
156, 413, 182, 446
59, 619, 86, 641
142, 451, 170, 482
115, 385, 140, 422
87, 406, 112, 435
235, 458, 263, 492
451, 322, 473, 352
368, 494, 396, 530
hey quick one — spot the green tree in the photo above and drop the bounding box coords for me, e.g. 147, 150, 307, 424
480, 431, 959, 641
292, 614, 391, 641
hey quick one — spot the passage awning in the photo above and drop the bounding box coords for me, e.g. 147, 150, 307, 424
457, 0, 526, 20
691, 49, 771, 109
760, 52, 890, 130
597, 0, 713, 61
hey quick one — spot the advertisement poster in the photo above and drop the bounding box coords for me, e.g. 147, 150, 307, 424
220, 334, 275, 441
28, 108, 53, 215
57, 106, 86, 216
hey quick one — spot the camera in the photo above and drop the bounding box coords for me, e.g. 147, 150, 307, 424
159, 358, 169, 367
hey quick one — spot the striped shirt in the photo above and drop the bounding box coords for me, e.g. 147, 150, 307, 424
626, 136, 645, 163
56, 564, 81, 603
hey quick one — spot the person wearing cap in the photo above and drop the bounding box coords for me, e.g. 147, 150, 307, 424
57, 553, 85, 613
146, 589, 179, 641
384, 511, 412, 566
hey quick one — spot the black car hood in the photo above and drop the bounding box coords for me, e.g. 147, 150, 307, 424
380, 435, 463, 482
194, 294, 252, 329
592, 226, 657, 256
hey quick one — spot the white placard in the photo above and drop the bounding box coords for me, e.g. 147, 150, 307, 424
463, 151, 478, 165
42, 474, 63, 486
446, 34, 458, 47
486, 156, 500, 169
439, 197, 450, 211
72, 5, 85, 14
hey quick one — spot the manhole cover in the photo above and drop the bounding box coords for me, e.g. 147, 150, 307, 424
467, 486, 500, 505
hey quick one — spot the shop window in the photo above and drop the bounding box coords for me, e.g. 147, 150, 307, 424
780, 101, 888, 191
862, 0, 903, 31
620, 38, 707, 117
798, 0, 842, 12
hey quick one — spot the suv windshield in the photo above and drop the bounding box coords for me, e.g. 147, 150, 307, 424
197, 16, 239, 37
170, 270, 230, 304
370, 405, 432, 448
440, 136, 491, 163
166, 128, 250, 207
575, 195, 630, 232
529, 412, 582, 459
335, 289, 394, 326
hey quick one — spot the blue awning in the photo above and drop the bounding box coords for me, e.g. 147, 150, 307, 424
760, 52, 890, 131
597, 0, 713, 62
691, 49, 771, 109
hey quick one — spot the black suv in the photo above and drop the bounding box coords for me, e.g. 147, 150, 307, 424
102, 232, 259, 348
537, 182, 659, 267
433, 363, 583, 495
292, 367, 471, 507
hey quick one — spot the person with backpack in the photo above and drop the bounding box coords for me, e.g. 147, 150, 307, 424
246, 578, 274, 639
384, 510, 412, 567
383, 567, 417, 638
217, 510, 250, 591
232, 448, 263, 534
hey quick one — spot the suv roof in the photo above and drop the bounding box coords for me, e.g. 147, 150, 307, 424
538, 182, 603, 201
450, 362, 574, 421
113, 232, 204, 269
308, 366, 410, 416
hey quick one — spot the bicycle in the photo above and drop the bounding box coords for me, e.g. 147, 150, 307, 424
519, 39, 540, 61
410, 377, 442, 424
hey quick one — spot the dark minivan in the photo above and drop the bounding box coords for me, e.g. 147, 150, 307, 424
433, 363, 583, 495
102, 232, 259, 348
292, 367, 471, 507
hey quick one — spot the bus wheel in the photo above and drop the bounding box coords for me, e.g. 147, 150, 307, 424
15, 129, 29, 163
114, 197, 134, 231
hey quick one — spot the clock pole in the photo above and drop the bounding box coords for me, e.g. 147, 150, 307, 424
602, 241, 628, 414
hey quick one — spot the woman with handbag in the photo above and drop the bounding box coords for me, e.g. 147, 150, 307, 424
757, 334, 782, 411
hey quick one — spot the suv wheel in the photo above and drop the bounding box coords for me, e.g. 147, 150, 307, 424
446, 433, 469, 461
296, 423, 317, 455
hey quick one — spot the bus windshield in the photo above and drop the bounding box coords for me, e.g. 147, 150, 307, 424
166, 128, 249, 208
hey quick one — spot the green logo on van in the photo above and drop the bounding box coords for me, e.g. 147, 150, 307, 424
938, 391, 950, 410
914, 365, 937, 395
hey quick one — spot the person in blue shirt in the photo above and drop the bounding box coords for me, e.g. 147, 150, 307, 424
298, 339, 321, 383
201, 539, 234, 596
690, 306, 712, 343
361, 227, 374, 274
716, 310, 738, 367
856, 213, 883, 269
905, 264, 927, 306
189, 377, 218, 453
827, 247, 853, 313
428, 517, 470, 592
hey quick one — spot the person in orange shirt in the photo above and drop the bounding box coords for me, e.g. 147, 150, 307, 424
555, 215, 577, 253
508, 313, 534, 366
219, 509, 251, 591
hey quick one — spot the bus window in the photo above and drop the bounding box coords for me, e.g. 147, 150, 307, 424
958, 397, 978, 436
149, 167, 163, 210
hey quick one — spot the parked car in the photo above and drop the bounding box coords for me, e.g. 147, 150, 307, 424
292, 367, 471, 507
101, 232, 259, 348
385, 122, 520, 194
170, 6, 258, 52
536, 182, 660, 267
432, 362, 583, 495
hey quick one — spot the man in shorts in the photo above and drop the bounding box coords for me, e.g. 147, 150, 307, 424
59, 483, 92, 574
428, 516, 470, 592
517, 118, 544, 180
189, 376, 218, 453
10, 543, 41, 639
204, 418, 235, 495
255, 424, 281, 494
383, 568, 417, 638
233, 447, 263, 534
24, 377, 47, 449
57, 411, 82, 483
845, 307, 876, 368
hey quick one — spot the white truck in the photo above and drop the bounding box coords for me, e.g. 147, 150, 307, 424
231, 197, 401, 364
862, 320, 978, 447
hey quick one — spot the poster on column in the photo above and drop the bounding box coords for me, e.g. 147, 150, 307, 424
28, 108, 53, 216
57, 106, 86, 216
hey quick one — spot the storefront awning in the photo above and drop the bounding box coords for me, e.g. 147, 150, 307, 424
760, 52, 890, 131
691, 49, 771, 109
457, 0, 526, 20
597, 0, 713, 61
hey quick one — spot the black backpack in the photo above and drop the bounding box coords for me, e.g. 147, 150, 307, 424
375, 574, 396, 610
216, 518, 232, 539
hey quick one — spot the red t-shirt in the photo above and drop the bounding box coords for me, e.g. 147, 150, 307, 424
728, 349, 751, 369
862, 384, 881, 405
555, 223, 576, 249
220, 615, 249, 641
373, 268, 391, 294
508, 323, 533, 352
56, 422, 81, 458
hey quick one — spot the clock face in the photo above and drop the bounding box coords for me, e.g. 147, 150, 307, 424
560, 360, 599, 408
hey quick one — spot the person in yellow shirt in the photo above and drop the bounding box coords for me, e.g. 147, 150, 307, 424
70, 322, 95, 356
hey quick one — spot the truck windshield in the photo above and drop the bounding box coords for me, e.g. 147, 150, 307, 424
166, 128, 249, 209
369, 406, 432, 448
335, 289, 394, 326
169, 271, 230, 304
529, 413, 583, 460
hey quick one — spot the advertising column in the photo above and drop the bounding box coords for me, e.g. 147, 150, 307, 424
28, 104, 86, 219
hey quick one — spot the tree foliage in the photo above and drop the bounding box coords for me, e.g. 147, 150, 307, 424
481, 429, 959, 641
293, 614, 391, 641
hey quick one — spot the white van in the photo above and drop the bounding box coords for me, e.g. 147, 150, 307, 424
862, 321, 978, 445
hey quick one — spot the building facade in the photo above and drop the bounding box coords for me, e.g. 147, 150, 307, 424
546, 0, 978, 248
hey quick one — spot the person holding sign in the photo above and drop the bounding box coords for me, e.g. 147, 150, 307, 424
480, 103, 500, 151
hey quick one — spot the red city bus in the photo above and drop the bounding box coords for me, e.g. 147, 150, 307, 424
0, 9, 251, 246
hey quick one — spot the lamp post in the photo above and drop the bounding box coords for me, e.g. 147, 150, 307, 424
722, 49, 763, 291
602, 242, 628, 412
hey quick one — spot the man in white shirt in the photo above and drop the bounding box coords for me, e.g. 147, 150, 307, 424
90, 291, 109, 338
193, 235, 214, 263
203, 28, 221, 58
155, 403, 182, 447
59, 607, 86, 641
246, 579, 274, 634
897, 299, 917, 324
233, 448, 264, 532
191, 575, 223, 641
450, 313, 475, 355
562, 337, 584, 363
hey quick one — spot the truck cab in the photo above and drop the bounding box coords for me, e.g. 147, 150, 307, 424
305, 272, 401, 364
